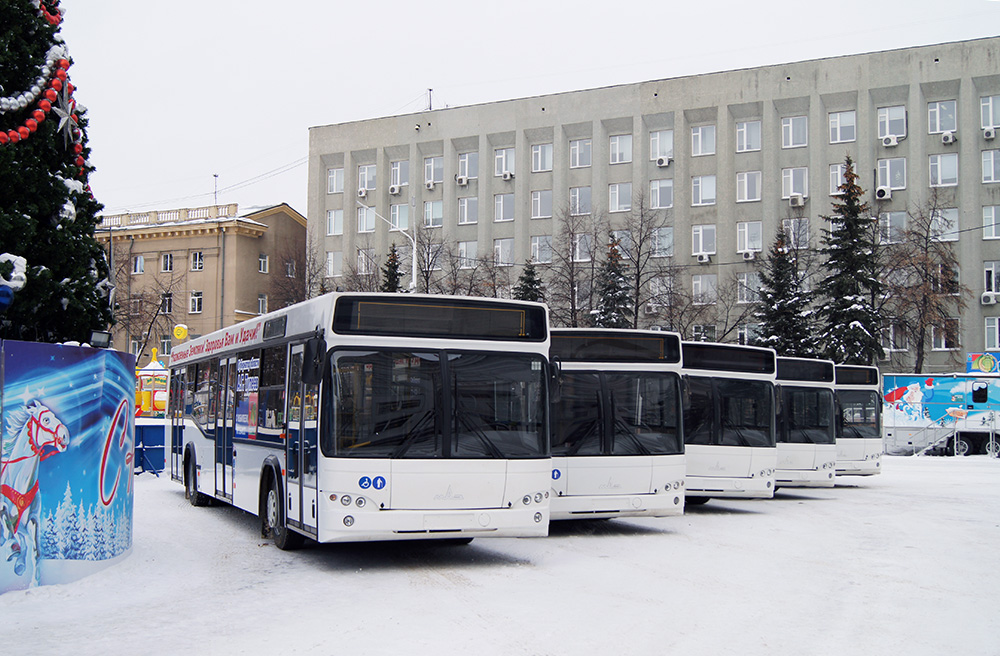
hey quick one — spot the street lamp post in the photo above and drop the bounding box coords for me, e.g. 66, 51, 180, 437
356, 200, 417, 291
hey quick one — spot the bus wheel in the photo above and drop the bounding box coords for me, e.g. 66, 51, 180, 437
954, 437, 973, 457
265, 477, 303, 551
186, 458, 207, 507
984, 439, 1000, 458
686, 496, 710, 506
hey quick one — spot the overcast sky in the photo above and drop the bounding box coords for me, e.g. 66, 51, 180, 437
59, 0, 1000, 218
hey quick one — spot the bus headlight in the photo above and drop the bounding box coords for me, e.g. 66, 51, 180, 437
534, 512, 543, 523
534, 493, 543, 503
343, 515, 354, 526
355, 497, 366, 508
341, 495, 352, 506
522, 495, 531, 506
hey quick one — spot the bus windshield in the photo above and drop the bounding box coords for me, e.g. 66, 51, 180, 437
327, 349, 547, 459
551, 371, 682, 456
781, 387, 836, 444
838, 390, 881, 439
718, 379, 773, 447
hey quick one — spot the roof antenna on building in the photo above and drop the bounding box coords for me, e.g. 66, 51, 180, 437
427, 88, 432, 111
213, 174, 219, 206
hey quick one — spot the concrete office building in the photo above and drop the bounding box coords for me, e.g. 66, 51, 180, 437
308, 36, 1000, 373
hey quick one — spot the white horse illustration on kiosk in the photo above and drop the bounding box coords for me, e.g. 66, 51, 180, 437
1, 400, 70, 587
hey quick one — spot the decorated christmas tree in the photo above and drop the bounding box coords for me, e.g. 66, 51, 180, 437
0, 1, 113, 342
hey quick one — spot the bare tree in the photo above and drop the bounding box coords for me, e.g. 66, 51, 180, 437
110, 242, 185, 364
547, 207, 605, 327
615, 191, 673, 328
269, 231, 325, 308
643, 264, 715, 338
339, 236, 382, 292
435, 244, 486, 296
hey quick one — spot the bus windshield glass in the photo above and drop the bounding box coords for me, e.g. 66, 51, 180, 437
718, 379, 774, 447
327, 349, 547, 459
781, 387, 835, 444
838, 390, 881, 439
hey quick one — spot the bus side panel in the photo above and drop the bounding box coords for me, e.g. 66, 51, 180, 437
231, 441, 282, 514
182, 421, 213, 494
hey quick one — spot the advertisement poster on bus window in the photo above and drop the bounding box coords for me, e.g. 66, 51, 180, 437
235, 353, 259, 440
1, 340, 135, 594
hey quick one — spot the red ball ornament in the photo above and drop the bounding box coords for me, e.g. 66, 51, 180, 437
0, 132, 8, 145
17, 126, 30, 139
75, 155, 85, 167
55, 69, 67, 81
33, 109, 45, 122
71, 114, 78, 124
73, 143, 83, 154
45, 89, 58, 102
25, 119, 38, 133
50, 78, 62, 91
38, 99, 51, 112
58, 59, 70, 70
67, 83, 74, 95
8, 131, 19, 143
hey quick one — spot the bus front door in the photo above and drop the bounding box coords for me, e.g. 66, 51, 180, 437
215, 357, 236, 500
169, 369, 185, 483
286, 344, 319, 536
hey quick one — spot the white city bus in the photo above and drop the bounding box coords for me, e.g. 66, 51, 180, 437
168, 293, 552, 549
775, 357, 838, 488
834, 364, 883, 476
681, 342, 777, 503
548, 329, 686, 520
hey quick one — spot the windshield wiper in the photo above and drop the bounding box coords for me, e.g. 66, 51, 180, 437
456, 413, 505, 458
390, 410, 435, 458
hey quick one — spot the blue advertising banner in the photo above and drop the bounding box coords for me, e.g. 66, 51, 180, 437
1, 340, 135, 593
966, 352, 1000, 374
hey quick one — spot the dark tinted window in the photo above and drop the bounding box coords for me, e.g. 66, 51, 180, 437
551, 331, 681, 363
683, 376, 715, 445
551, 373, 603, 456
835, 366, 879, 386
777, 358, 834, 383
683, 343, 774, 374
779, 387, 836, 444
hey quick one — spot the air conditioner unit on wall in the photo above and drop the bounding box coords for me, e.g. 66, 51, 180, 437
742, 250, 756, 261
789, 194, 806, 207
501, 171, 514, 181
456, 175, 469, 186
389, 184, 401, 195
875, 186, 892, 201
656, 155, 672, 167
882, 135, 899, 147
941, 131, 957, 144
985, 127, 996, 140
697, 253, 711, 264
357, 188, 367, 199
982, 292, 997, 305
425, 180, 435, 190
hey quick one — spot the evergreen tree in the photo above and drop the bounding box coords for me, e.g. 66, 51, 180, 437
816, 156, 883, 364
0, 1, 112, 342
592, 236, 632, 328
380, 244, 403, 293
512, 259, 544, 303
753, 230, 818, 356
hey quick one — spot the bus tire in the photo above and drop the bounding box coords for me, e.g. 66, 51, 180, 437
264, 475, 303, 551
186, 456, 208, 507
983, 439, 1000, 458
686, 496, 710, 506
955, 436, 973, 457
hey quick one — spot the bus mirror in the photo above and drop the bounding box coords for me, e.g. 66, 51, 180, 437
549, 357, 562, 404
302, 337, 326, 386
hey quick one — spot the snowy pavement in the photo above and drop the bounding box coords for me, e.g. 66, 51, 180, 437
2, 456, 998, 656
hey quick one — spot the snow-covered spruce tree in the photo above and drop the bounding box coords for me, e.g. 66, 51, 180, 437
380, 243, 403, 293
512, 259, 544, 303
591, 236, 633, 328
0, 1, 113, 342
816, 156, 882, 365
753, 229, 819, 356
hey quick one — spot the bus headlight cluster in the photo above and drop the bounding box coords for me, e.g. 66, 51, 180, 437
340, 494, 352, 506
752, 468, 775, 478
664, 480, 684, 491
522, 492, 547, 506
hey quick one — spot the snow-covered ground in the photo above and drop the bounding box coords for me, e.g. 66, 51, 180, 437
3, 456, 998, 656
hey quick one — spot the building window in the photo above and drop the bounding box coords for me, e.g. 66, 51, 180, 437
932, 318, 960, 351
878, 106, 907, 139
327, 209, 343, 236
458, 197, 478, 225
494, 147, 515, 176
570, 139, 592, 168
650, 179, 673, 209
930, 153, 959, 187
422, 244, 443, 272
129, 336, 141, 356
691, 125, 716, 156
570, 186, 592, 215
650, 130, 674, 159
738, 324, 760, 345
531, 190, 553, 219
609, 134, 632, 164
325, 251, 342, 277
736, 120, 761, 152
985, 206, 1000, 239
190, 251, 204, 271
983, 150, 1000, 184
424, 200, 443, 228
609, 183, 632, 212
928, 100, 957, 134
358, 164, 376, 191
357, 206, 375, 232
161, 293, 172, 314
737, 221, 763, 253
830, 163, 847, 195
782, 218, 810, 250
984, 260, 999, 293
327, 167, 344, 194
424, 156, 443, 184
386, 160, 407, 188
782, 167, 809, 198
691, 324, 717, 342
159, 335, 172, 356
829, 111, 856, 143
358, 248, 376, 275
781, 116, 808, 148
285, 261, 295, 278
258, 253, 269, 274
736, 171, 761, 202
390, 204, 409, 231
881, 319, 908, 353
691, 175, 716, 206
494, 194, 514, 222
650, 227, 673, 258
877, 157, 907, 190
692, 274, 718, 305
132, 255, 144, 274
458, 152, 478, 179
983, 95, 1000, 129
189, 291, 203, 314
572, 234, 592, 262
531, 235, 553, 264
737, 272, 761, 304
611, 230, 633, 259
160, 253, 173, 272
258, 294, 268, 315
458, 241, 477, 269
531, 144, 553, 172
986, 318, 1000, 350
692, 224, 717, 255
931, 264, 961, 295
930, 208, 959, 242
493, 238, 513, 267
879, 212, 907, 244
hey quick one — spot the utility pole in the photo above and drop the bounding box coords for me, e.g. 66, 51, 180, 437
213, 174, 219, 206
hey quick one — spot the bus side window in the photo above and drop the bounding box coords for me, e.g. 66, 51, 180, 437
971, 381, 988, 404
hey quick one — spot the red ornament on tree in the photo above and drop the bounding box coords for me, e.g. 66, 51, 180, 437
0, 133, 8, 145
55, 69, 67, 81
17, 126, 30, 139
25, 119, 38, 133
50, 78, 62, 92
39, 99, 52, 112
57, 58, 70, 70
75, 155, 85, 167
45, 89, 58, 102
73, 143, 83, 154
33, 109, 45, 122
8, 130, 21, 143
